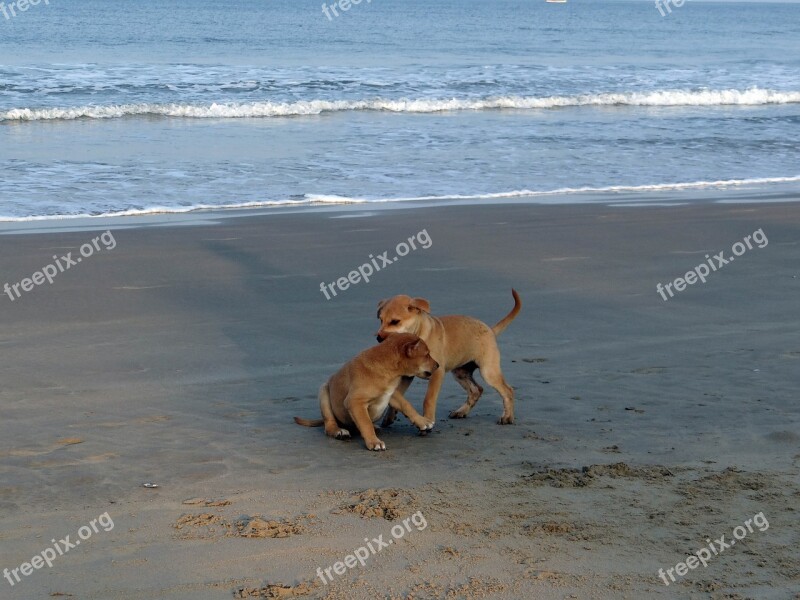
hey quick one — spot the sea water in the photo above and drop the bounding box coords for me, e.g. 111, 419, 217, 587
0, 0, 798, 219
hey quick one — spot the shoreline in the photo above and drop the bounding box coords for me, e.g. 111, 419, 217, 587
2, 183, 800, 236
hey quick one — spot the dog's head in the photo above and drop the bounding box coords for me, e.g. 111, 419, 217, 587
388, 333, 439, 379
376, 295, 431, 342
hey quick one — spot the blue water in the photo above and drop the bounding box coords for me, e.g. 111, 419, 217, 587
1, 0, 799, 219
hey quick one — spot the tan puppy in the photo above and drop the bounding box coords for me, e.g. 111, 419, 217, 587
376, 289, 521, 425
294, 333, 439, 451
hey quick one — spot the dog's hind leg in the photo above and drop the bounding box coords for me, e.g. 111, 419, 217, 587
319, 384, 350, 439
449, 362, 483, 419
477, 356, 515, 425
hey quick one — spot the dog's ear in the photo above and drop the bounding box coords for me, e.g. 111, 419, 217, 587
376, 298, 389, 318
404, 338, 426, 358
409, 297, 430, 313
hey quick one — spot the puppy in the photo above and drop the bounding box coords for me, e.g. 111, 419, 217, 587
376, 289, 520, 425
294, 333, 439, 451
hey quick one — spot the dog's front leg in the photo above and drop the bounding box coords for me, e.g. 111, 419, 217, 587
381, 376, 413, 427
389, 390, 434, 433
349, 399, 386, 451
421, 368, 445, 422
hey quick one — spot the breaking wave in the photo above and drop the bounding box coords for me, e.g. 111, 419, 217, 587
3, 88, 799, 122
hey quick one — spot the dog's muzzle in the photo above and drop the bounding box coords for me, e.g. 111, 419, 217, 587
421, 362, 439, 379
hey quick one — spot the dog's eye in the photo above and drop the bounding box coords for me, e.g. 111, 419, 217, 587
390, 320, 400, 326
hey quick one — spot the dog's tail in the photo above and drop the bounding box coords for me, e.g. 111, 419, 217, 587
492, 289, 522, 336
294, 416, 324, 427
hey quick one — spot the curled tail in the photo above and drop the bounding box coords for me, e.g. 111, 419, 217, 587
294, 416, 324, 427
492, 289, 522, 336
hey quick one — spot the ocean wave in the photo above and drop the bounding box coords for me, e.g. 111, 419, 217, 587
336, 175, 800, 203
0, 196, 367, 222
1, 176, 798, 222
2, 88, 799, 121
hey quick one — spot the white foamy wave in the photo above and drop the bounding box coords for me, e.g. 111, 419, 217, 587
337, 175, 800, 203
0, 196, 367, 222
3, 88, 799, 121
1, 176, 797, 222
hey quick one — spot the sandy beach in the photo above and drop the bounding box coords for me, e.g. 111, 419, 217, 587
1, 199, 799, 599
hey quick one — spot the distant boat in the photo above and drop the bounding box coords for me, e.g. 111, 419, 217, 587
546, 0, 567, 3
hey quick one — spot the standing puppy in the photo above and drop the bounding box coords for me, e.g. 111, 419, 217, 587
376, 289, 521, 424
294, 333, 439, 451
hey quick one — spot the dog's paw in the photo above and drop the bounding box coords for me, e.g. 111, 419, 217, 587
415, 418, 435, 433
448, 408, 469, 419
497, 415, 515, 425
366, 439, 386, 451
334, 428, 351, 439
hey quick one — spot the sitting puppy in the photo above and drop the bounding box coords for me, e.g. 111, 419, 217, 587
294, 333, 439, 451
376, 290, 521, 425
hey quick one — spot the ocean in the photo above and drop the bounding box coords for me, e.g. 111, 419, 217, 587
1, 0, 799, 220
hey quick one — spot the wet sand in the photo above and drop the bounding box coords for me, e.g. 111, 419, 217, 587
1, 200, 799, 599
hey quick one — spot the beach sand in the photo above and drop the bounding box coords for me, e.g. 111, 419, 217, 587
1, 200, 798, 599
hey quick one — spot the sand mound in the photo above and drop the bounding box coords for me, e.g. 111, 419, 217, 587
174, 512, 307, 539
231, 515, 305, 539
337, 488, 418, 520
525, 462, 675, 487
233, 582, 314, 598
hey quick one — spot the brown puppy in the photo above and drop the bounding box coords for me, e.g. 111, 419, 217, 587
376, 289, 521, 425
294, 333, 439, 451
